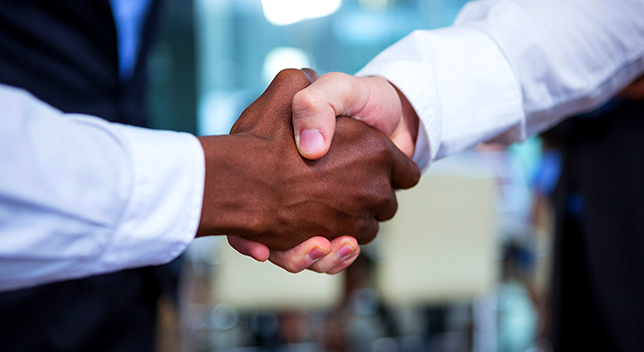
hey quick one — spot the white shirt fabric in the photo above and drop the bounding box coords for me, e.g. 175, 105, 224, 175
0, 85, 204, 291
357, 0, 644, 172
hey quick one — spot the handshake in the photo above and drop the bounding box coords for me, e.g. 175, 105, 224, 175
196, 69, 421, 274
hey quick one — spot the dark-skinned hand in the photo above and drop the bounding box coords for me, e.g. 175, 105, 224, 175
196, 69, 420, 251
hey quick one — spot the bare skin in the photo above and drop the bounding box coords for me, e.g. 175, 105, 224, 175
196, 69, 420, 270
292, 72, 419, 160
620, 75, 644, 101
228, 70, 421, 273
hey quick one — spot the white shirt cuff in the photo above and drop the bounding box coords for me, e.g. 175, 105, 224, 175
92, 124, 205, 274
357, 27, 524, 171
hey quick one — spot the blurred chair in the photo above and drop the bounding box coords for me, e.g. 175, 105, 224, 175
376, 154, 500, 306
212, 243, 343, 311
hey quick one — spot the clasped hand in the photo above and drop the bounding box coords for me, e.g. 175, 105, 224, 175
197, 69, 420, 274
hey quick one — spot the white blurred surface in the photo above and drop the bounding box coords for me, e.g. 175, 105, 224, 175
212, 243, 343, 311
261, 0, 342, 26
376, 154, 499, 305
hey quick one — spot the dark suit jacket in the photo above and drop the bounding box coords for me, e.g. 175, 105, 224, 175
0, 1, 179, 351
546, 101, 644, 352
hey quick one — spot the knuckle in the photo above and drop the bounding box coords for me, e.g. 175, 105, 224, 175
354, 218, 371, 238
368, 180, 392, 209
397, 165, 421, 190
293, 91, 325, 117
377, 200, 398, 222
347, 218, 366, 238
360, 221, 379, 245
274, 69, 312, 88
372, 191, 390, 210
320, 71, 349, 82
359, 218, 370, 232
371, 135, 392, 157
275, 68, 303, 79
245, 218, 266, 237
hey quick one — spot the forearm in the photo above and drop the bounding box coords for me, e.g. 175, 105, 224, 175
0, 84, 204, 291
457, 0, 644, 135
358, 0, 644, 170
196, 134, 277, 238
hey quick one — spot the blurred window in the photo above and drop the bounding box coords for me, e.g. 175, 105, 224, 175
195, 0, 470, 135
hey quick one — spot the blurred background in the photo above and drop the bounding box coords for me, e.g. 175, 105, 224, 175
146, 0, 555, 351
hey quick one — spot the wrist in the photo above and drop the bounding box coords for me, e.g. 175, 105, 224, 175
398, 86, 419, 147
196, 135, 274, 238
389, 81, 420, 157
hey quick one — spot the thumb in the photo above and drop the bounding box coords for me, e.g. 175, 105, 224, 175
292, 73, 403, 160
291, 93, 336, 160
292, 72, 359, 160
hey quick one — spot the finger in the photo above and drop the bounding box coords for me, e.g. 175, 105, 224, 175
292, 72, 359, 160
375, 188, 398, 221
265, 69, 314, 103
326, 251, 360, 275
267, 237, 333, 273
390, 132, 416, 159
308, 236, 360, 273
621, 76, 644, 100
301, 68, 319, 82
387, 83, 420, 158
390, 141, 421, 190
227, 236, 270, 262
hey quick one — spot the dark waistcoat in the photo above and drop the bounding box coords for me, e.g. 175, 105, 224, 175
0, 1, 176, 351
0, 0, 161, 126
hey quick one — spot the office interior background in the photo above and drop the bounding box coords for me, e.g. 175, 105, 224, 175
146, 0, 552, 351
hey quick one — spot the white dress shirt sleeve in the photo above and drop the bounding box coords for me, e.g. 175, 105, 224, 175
0, 84, 205, 291
357, 0, 644, 172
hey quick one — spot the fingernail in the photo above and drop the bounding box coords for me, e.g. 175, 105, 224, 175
299, 130, 324, 154
308, 248, 329, 263
337, 245, 356, 261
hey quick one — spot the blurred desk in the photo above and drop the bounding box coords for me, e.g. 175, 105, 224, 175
212, 244, 343, 311
376, 154, 500, 306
